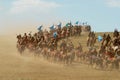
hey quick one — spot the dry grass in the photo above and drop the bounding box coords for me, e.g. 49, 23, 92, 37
0, 32, 120, 80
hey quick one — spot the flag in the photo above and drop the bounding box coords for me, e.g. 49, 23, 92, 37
98, 36, 102, 42
49, 25, 55, 30
66, 23, 69, 27
57, 22, 62, 28
75, 21, 79, 25
37, 25, 42, 31
66, 22, 72, 27
53, 32, 57, 38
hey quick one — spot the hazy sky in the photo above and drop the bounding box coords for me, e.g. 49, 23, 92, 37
0, 0, 120, 34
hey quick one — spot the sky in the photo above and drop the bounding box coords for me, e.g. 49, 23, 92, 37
0, 0, 120, 34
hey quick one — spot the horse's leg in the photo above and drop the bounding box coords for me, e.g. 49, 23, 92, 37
87, 40, 89, 46
114, 59, 119, 70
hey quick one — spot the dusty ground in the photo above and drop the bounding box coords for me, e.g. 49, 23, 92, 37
0, 33, 120, 80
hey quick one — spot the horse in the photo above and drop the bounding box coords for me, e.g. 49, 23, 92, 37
61, 29, 66, 39
16, 43, 25, 54
65, 49, 75, 65
77, 26, 82, 36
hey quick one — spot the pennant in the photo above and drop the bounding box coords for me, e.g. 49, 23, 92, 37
53, 32, 57, 38
57, 22, 62, 28
37, 25, 42, 31
49, 25, 55, 30
75, 21, 79, 25
66, 22, 72, 27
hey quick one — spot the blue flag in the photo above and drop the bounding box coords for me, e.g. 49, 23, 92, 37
37, 25, 42, 31
75, 21, 79, 25
98, 36, 102, 42
58, 22, 62, 28
66, 23, 69, 27
66, 22, 72, 27
53, 32, 57, 38
49, 25, 55, 30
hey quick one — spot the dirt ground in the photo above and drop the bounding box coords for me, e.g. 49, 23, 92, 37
0, 34, 120, 80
